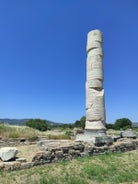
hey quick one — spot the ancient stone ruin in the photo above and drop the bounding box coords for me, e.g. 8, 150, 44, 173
76, 29, 112, 143
85, 30, 106, 135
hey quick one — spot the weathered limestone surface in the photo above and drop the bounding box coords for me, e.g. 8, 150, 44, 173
85, 29, 106, 136
120, 130, 137, 139
32, 139, 138, 164
0, 147, 18, 161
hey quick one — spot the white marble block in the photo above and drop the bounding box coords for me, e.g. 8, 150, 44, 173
87, 31, 102, 51
86, 89, 105, 121
0, 147, 18, 161
85, 120, 106, 130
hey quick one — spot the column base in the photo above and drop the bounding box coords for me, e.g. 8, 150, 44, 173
75, 129, 113, 145
84, 129, 106, 137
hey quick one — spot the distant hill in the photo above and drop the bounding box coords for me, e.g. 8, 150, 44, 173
0, 118, 63, 126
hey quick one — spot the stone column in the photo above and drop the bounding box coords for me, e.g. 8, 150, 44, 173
85, 29, 106, 136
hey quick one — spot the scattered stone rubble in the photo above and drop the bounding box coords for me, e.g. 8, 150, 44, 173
0, 138, 138, 171
0, 137, 47, 148
32, 139, 138, 164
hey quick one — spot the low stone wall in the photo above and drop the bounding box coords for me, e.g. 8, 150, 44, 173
33, 139, 138, 164
0, 139, 138, 171
0, 137, 46, 148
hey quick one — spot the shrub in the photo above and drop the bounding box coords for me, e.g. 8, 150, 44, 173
114, 118, 132, 130
106, 123, 114, 129
74, 116, 86, 129
26, 119, 48, 131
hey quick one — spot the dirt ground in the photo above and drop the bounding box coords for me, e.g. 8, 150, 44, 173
17, 140, 74, 162
17, 144, 39, 162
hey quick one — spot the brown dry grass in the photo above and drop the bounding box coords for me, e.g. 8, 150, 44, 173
17, 144, 39, 162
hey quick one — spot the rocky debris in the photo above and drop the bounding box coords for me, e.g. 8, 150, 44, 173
0, 161, 21, 171
73, 128, 84, 136
16, 158, 27, 163
0, 138, 38, 148
20, 162, 34, 169
94, 136, 113, 146
32, 139, 138, 164
33, 142, 85, 164
113, 136, 121, 142
0, 139, 138, 171
0, 161, 34, 171
120, 130, 137, 139
0, 147, 18, 161
37, 140, 73, 151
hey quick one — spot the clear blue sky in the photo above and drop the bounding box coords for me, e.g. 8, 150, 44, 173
0, 0, 138, 123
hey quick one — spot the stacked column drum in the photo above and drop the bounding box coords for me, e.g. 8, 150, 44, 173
85, 30, 106, 136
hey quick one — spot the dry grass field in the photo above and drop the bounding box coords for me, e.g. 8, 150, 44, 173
0, 124, 70, 140
17, 144, 39, 162
1, 124, 138, 140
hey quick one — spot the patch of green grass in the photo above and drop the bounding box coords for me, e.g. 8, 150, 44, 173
81, 152, 138, 184
0, 150, 138, 184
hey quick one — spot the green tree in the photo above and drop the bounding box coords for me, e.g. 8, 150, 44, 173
106, 123, 114, 129
74, 120, 81, 128
114, 118, 132, 130
80, 116, 86, 129
26, 119, 48, 131
74, 116, 86, 129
